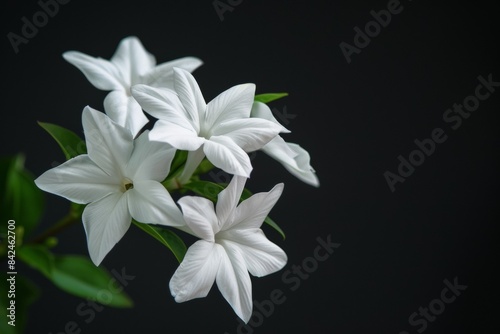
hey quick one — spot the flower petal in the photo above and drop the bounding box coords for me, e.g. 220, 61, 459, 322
264, 142, 320, 187
82, 106, 133, 176
143, 57, 203, 88
177, 196, 217, 241
169, 240, 223, 302
149, 120, 205, 150
250, 101, 290, 133
212, 118, 282, 152
127, 180, 184, 226
125, 130, 176, 182
216, 175, 246, 229
34, 155, 119, 204
204, 84, 255, 131
218, 230, 287, 277
228, 183, 284, 231
82, 192, 131, 266
261, 135, 298, 165
103, 91, 149, 137
216, 243, 253, 323
203, 136, 252, 177
172, 67, 206, 130
63, 51, 125, 91
131, 84, 197, 132
110, 36, 156, 84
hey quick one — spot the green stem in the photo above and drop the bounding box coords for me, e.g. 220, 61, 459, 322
28, 211, 80, 245
178, 148, 205, 184
163, 177, 183, 192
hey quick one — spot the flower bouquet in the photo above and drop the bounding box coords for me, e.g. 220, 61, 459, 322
0, 36, 318, 331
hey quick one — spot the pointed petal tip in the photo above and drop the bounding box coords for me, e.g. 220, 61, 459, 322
90, 255, 103, 267
241, 312, 252, 324
122, 35, 140, 42
33, 176, 47, 194
81, 105, 102, 122
274, 182, 285, 193
182, 56, 204, 67
234, 165, 252, 179
241, 168, 252, 178
310, 177, 320, 188
238, 83, 256, 96
62, 50, 79, 60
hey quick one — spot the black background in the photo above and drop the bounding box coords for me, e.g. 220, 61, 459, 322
2, 0, 500, 333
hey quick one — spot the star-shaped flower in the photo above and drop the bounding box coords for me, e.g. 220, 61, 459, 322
131, 68, 282, 182
251, 101, 319, 187
63, 36, 203, 136
169, 175, 287, 322
35, 106, 185, 265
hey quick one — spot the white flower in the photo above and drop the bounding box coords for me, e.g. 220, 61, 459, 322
35, 106, 185, 266
169, 176, 287, 322
63, 36, 203, 136
131, 68, 282, 181
251, 101, 319, 187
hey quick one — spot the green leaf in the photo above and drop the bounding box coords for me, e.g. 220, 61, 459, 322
17, 244, 53, 277
182, 180, 285, 239
132, 221, 187, 262
51, 255, 133, 308
18, 244, 133, 308
38, 122, 86, 160
254, 92, 288, 104
0, 274, 40, 334
182, 180, 224, 202
263, 216, 286, 240
0, 154, 44, 237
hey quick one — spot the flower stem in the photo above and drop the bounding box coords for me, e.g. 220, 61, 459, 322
178, 148, 206, 184
28, 210, 80, 245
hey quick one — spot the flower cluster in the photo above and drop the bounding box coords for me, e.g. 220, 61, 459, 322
34, 36, 318, 322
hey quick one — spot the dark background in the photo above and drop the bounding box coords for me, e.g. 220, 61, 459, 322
2, 0, 499, 333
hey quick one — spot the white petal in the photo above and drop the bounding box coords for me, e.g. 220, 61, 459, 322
212, 118, 282, 152
131, 84, 197, 132
63, 51, 125, 91
177, 196, 217, 241
261, 135, 298, 165
143, 57, 204, 88
82, 106, 133, 176
227, 183, 284, 231
203, 136, 252, 177
125, 130, 175, 182
216, 175, 246, 228
169, 241, 223, 302
34, 155, 119, 204
216, 243, 253, 323
218, 230, 287, 277
265, 142, 320, 187
111, 36, 156, 84
149, 120, 205, 150
172, 68, 206, 130
204, 84, 255, 131
82, 192, 131, 266
127, 180, 184, 226
250, 101, 290, 133
103, 91, 149, 137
